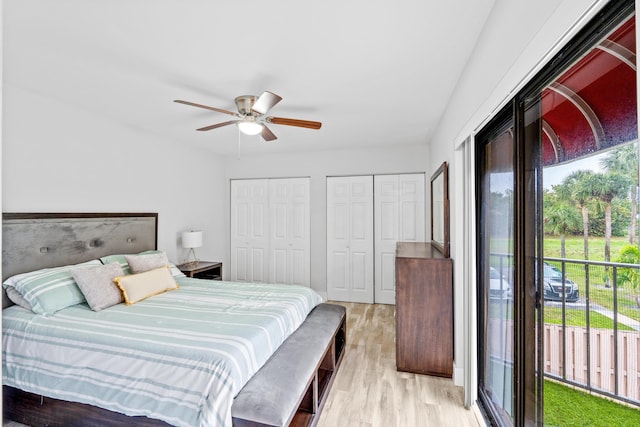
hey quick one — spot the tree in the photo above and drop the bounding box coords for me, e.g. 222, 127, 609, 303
588, 172, 632, 286
489, 190, 513, 239
615, 245, 640, 308
600, 143, 639, 244
545, 203, 581, 257
588, 172, 632, 263
588, 197, 631, 237
558, 170, 596, 260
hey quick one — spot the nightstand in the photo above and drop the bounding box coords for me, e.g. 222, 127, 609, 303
177, 261, 222, 280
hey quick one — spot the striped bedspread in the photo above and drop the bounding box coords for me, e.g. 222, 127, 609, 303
2, 278, 323, 427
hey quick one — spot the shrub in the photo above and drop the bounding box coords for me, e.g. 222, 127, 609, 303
615, 245, 640, 291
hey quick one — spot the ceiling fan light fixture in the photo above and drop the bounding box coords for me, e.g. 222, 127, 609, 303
237, 120, 263, 136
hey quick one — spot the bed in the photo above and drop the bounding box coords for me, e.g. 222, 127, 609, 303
2, 213, 346, 427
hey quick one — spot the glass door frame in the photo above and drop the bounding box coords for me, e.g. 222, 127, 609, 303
476, 102, 540, 426
475, 108, 513, 426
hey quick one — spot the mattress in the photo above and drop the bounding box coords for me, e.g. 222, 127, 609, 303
2, 277, 323, 427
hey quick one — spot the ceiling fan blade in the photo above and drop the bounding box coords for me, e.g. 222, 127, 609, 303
174, 100, 237, 116
261, 125, 278, 142
251, 91, 283, 115
196, 120, 236, 131
268, 117, 322, 130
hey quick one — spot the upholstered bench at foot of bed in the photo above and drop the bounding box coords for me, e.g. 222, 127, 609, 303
232, 303, 347, 427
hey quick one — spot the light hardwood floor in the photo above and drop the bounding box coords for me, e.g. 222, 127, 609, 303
317, 302, 486, 427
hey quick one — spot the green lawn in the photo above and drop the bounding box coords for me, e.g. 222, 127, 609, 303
487, 304, 635, 331
544, 236, 640, 324
543, 236, 629, 261
589, 286, 640, 323
545, 379, 640, 426
543, 307, 635, 331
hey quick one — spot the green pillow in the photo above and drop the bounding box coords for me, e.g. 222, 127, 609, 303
3, 260, 102, 315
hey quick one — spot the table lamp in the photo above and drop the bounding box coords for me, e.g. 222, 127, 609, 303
182, 230, 203, 267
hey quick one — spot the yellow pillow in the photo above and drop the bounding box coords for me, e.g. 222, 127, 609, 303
114, 266, 179, 305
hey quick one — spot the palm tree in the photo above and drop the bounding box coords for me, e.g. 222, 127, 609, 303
559, 170, 596, 260
588, 172, 632, 285
545, 203, 581, 257
600, 144, 639, 244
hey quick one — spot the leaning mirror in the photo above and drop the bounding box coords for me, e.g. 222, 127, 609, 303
430, 161, 450, 258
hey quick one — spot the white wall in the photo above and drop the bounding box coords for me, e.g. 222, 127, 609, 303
426, 0, 611, 387
2, 86, 227, 266
2, 83, 428, 294
223, 144, 429, 296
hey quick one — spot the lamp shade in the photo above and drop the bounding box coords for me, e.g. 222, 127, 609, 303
237, 120, 264, 135
182, 231, 203, 249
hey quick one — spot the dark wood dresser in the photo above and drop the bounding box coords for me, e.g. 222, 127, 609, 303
395, 242, 453, 377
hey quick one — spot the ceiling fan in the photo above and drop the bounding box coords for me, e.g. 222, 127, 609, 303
174, 91, 322, 142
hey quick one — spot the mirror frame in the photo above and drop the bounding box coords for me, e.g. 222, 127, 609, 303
430, 161, 450, 258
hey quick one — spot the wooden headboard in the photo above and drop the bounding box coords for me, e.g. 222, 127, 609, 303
2, 212, 158, 307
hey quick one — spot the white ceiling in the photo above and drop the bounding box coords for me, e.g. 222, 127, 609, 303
3, 0, 495, 157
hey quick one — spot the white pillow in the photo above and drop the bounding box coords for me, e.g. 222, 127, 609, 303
5, 286, 33, 311
125, 252, 170, 273
72, 262, 124, 311
100, 251, 185, 277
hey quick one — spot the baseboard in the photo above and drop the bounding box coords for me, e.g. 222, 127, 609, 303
452, 362, 465, 387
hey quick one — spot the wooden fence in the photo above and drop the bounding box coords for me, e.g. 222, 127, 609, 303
488, 320, 640, 402
543, 324, 640, 402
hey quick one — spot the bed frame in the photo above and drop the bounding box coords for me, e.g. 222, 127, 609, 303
2, 212, 346, 427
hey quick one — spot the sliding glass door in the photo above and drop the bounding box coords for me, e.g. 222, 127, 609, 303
476, 1, 635, 425
476, 104, 541, 426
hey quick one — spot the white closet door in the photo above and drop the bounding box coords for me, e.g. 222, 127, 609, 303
230, 179, 269, 282
327, 176, 374, 303
269, 178, 310, 287
374, 174, 425, 304
398, 174, 426, 243
374, 175, 400, 305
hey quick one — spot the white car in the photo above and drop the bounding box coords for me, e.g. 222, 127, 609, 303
489, 267, 512, 299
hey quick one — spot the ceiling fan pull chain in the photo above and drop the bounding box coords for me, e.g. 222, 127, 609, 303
237, 126, 242, 160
